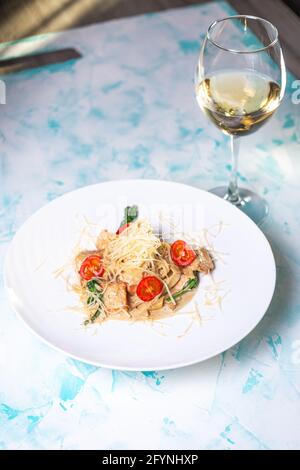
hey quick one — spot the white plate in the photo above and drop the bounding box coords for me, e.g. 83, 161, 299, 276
4, 180, 276, 371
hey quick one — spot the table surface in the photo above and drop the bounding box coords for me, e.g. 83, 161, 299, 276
1, 1, 300, 450
1, 0, 300, 77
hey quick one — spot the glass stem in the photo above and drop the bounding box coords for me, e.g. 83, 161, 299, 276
227, 135, 241, 204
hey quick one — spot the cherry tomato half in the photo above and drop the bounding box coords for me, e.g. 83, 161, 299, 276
79, 255, 105, 281
136, 276, 163, 302
116, 223, 130, 235
171, 240, 196, 267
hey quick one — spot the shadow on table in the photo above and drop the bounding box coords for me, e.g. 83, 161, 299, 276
235, 235, 297, 354
0, 48, 82, 75
167, 231, 297, 381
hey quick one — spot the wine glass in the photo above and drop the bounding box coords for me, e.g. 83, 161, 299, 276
195, 15, 286, 224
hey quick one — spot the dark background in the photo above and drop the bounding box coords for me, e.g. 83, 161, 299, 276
0, 0, 299, 77
285, 0, 300, 14
0, 0, 299, 41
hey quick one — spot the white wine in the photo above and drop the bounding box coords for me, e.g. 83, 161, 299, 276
196, 70, 281, 136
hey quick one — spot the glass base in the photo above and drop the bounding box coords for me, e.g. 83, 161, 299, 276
210, 186, 268, 225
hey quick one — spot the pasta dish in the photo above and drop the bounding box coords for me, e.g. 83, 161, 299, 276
75, 206, 214, 325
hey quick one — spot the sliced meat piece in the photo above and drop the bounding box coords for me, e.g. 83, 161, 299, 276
103, 281, 128, 314
120, 268, 142, 285
166, 274, 191, 307
149, 296, 164, 312
182, 258, 201, 276
128, 293, 142, 309
166, 301, 177, 311
130, 302, 150, 320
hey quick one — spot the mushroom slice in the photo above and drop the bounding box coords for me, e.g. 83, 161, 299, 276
171, 274, 191, 294
182, 248, 214, 275
166, 269, 181, 289
198, 248, 214, 274
149, 297, 164, 312
96, 229, 115, 252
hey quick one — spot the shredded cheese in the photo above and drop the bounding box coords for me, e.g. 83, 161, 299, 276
102, 220, 162, 284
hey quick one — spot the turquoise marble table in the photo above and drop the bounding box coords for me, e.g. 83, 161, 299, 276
1, 1, 300, 450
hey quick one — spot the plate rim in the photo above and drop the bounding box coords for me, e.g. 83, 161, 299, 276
4, 179, 276, 371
